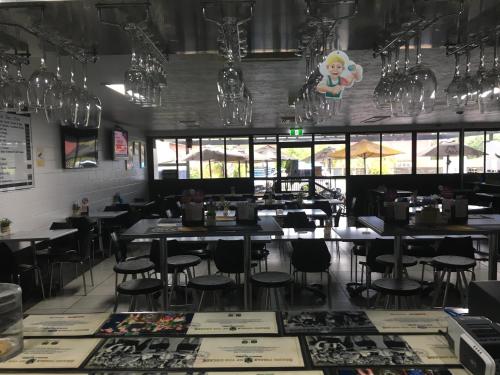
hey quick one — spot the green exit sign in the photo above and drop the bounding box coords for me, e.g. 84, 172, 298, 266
289, 128, 303, 136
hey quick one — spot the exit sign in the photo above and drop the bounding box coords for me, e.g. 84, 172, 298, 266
289, 128, 303, 136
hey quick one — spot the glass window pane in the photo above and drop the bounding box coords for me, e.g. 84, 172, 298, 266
254, 144, 277, 177
281, 179, 309, 193
486, 131, 500, 173
226, 137, 250, 178
254, 179, 276, 195
464, 131, 485, 174
381, 133, 412, 175
201, 138, 225, 178
315, 178, 346, 199
417, 132, 437, 174
350, 134, 380, 175
314, 144, 346, 176
178, 138, 201, 179
438, 132, 460, 174
280, 146, 312, 177
154, 139, 176, 180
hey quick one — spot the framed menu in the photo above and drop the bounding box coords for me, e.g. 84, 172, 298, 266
366, 310, 449, 333
0, 113, 33, 191
23, 313, 109, 337
188, 312, 278, 335
0, 338, 100, 369
194, 337, 304, 368
282, 311, 376, 334
98, 312, 193, 336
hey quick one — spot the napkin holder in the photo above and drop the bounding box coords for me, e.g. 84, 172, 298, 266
382, 202, 409, 224
181, 202, 205, 227
236, 203, 258, 225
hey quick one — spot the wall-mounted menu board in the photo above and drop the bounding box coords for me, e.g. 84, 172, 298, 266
0, 113, 33, 191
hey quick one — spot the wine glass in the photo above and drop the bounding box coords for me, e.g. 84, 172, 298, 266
44, 56, 65, 123
462, 50, 480, 108
11, 64, 29, 114
479, 32, 500, 113
61, 63, 82, 127
390, 40, 411, 116
124, 51, 146, 104
27, 55, 57, 112
86, 93, 102, 129
446, 53, 468, 114
0, 63, 14, 112
73, 64, 90, 128
373, 52, 391, 110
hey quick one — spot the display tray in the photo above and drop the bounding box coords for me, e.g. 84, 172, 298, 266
97, 312, 194, 336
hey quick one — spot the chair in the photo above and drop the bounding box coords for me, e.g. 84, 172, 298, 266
188, 274, 234, 311
313, 200, 333, 217
251, 271, 292, 310
290, 239, 332, 307
213, 240, 246, 283
0, 242, 44, 298
283, 212, 315, 229
48, 217, 94, 296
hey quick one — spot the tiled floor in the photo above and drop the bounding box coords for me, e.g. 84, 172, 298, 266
25, 236, 498, 315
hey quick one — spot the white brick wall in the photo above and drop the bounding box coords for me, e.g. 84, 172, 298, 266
0, 112, 148, 234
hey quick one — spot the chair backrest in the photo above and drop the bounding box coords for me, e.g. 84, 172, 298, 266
333, 207, 343, 227
0, 242, 18, 283
67, 216, 92, 258
366, 238, 394, 274
213, 240, 244, 274
291, 239, 331, 272
283, 212, 312, 229
49, 221, 77, 251
313, 201, 333, 217
110, 232, 127, 263
437, 236, 475, 258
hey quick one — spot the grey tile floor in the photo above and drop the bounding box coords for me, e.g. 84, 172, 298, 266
25, 236, 498, 315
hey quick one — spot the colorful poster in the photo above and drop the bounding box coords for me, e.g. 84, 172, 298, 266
0, 339, 100, 369
305, 335, 421, 367
316, 51, 363, 100
23, 313, 109, 337
194, 337, 304, 368
98, 312, 193, 336
188, 312, 278, 335
402, 335, 460, 365
85, 337, 201, 370
282, 311, 376, 334
366, 310, 449, 333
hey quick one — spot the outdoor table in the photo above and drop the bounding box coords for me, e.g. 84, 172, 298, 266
0, 227, 78, 298
120, 217, 283, 310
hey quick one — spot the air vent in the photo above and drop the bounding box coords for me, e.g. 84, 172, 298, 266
178, 120, 200, 127
361, 115, 391, 123
280, 116, 296, 125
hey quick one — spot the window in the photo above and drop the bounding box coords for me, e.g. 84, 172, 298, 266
154, 139, 176, 179
381, 133, 412, 175
226, 137, 250, 178
254, 179, 276, 195
350, 133, 381, 175
178, 138, 201, 179
201, 138, 225, 178
438, 132, 460, 174
486, 131, 500, 173
464, 131, 485, 174
416, 132, 437, 174
280, 146, 312, 177
315, 178, 346, 198
314, 144, 346, 176
254, 143, 277, 178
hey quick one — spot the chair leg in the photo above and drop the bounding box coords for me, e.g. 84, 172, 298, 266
442, 271, 452, 308
80, 262, 88, 296
432, 269, 446, 307
197, 291, 205, 312
113, 292, 119, 312
49, 263, 55, 298
327, 272, 332, 309
88, 258, 94, 286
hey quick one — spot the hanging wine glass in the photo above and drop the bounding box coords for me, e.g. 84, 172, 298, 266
0, 62, 14, 112
83, 63, 102, 129
390, 40, 411, 117
446, 53, 468, 114
11, 64, 29, 114
61, 61, 82, 127
373, 52, 391, 110
27, 48, 57, 112
462, 50, 479, 108
74, 64, 90, 127
479, 31, 500, 113
44, 55, 65, 123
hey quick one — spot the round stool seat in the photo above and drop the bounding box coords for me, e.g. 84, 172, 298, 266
431, 255, 476, 271
372, 278, 421, 296
188, 275, 233, 291
113, 259, 155, 274
167, 255, 202, 269
251, 272, 292, 288
376, 254, 418, 267
116, 278, 163, 295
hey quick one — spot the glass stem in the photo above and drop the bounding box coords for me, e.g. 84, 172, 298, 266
465, 50, 471, 74
479, 41, 485, 71
393, 45, 400, 73
380, 53, 386, 77
415, 29, 422, 65
404, 40, 410, 73
494, 32, 499, 69
454, 54, 460, 77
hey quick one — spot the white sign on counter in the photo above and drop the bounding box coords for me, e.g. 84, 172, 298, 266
0, 113, 33, 191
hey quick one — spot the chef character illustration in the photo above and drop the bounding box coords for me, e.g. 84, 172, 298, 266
316, 50, 363, 99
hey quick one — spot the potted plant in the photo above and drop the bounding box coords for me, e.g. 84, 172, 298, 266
0, 218, 12, 234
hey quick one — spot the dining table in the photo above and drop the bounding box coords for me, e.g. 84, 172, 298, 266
0, 227, 78, 298
86, 210, 128, 254
120, 216, 284, 310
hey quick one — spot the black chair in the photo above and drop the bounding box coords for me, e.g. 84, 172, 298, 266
313, 200, 333, 217
188, 274, 234, 311
48, 216, 94, 296
213, 240, 246, 283
283, 212, 315, 229
251, 271, 292, 310
290, 239, 332, 307
0, 242, 43, 297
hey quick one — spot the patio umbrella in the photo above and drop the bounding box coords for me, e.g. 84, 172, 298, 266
182, 148, 247, 177
310, 146, 344, 175
329, 139, 401, 174
420, 141, 485, 173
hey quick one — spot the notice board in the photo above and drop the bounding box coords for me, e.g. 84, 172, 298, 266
0, 112, 33, 191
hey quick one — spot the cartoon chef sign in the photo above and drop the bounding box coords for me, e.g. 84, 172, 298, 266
316, 50, 363, 100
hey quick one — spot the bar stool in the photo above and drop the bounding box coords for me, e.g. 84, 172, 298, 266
375, 254, 418, 278
167, 255, 201, 305
431, 255, 476, 308
250, 271, 292, 310
114, 278, 164, 312
188, 275, 234, 311
372, 278, 421, 309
